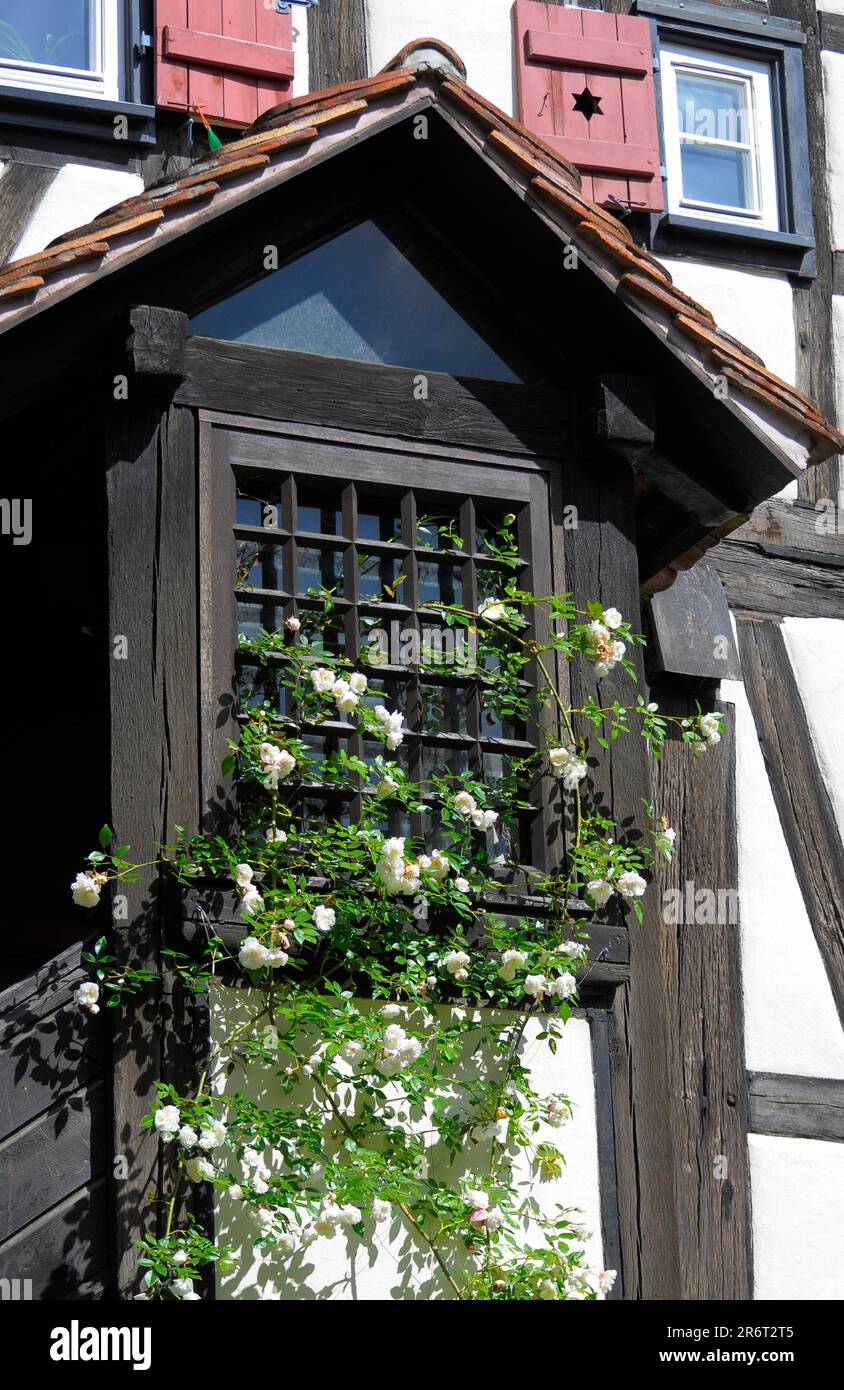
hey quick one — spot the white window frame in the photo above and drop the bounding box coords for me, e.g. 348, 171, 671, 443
659, 43, 780, 232
0, 1, 122, 102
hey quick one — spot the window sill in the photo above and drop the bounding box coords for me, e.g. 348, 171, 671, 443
649, 211, 816, 277
0, 84, 156, 147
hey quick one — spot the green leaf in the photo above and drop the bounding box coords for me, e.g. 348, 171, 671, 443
99, 824, 114, 850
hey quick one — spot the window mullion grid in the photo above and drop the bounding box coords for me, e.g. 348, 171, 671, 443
343, 482, 364, 824
403, 489, 425, 841
516, 504, 548, 873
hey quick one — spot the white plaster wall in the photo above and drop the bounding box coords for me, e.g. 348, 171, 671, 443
10, 164, 143, 261
823, 52, 844, 252
749, 1133, 844, 1299
721, 676, 844, 1078
366, 0, 519, 114
211, 992, 605, 1299
291, 11, 309, 98
819, 1, 844, 16
782, 619, 844, 838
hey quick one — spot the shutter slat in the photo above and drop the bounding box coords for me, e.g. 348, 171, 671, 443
514, 0, 663, 212
525, 29, 650, 77
163, 27, 295, 81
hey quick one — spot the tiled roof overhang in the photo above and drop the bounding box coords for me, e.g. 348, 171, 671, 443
0, 42, 839, 593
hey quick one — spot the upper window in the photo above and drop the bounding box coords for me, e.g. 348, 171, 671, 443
0, 1, 121, 101
660, 43, 779, 231
191, 221, 522, 383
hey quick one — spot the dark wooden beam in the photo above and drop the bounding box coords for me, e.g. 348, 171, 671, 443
737, 617, 844, 1032
177, 337, 573, 458
769, 0, 841, 505
649, 690, 752, 1298
819, 10, 844, 54
748, 1072, 844, 1142
714, 540, 844, 617
105, 401, 201, 1296
562, 414, 683, 1299
0, 162, 57, 264
308, 0, 368, 90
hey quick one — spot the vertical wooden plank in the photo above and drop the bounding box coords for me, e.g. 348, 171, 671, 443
650, 689, 752, 1299
156, 0, 190, 112
199, 419, 238, 836
256, 0, 293, 117
616, 11, 656, 212
188, 0, 225, 123
560, 439, 682, 1299
584, 10, 625, 208
222, 0, 258, 127
308, 0, 367, 90
106, 401, 199, 1295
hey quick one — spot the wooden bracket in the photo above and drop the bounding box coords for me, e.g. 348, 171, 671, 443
587, 374, 656, 465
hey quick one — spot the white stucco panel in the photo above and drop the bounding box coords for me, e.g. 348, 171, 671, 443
291, 11, 309, 98
823, 52, 844, 252
211, 992, 605, 1299
366, 0, 519, 114
782, 618, 844, 840
749, 1133, 844, 1300
11, 163, 144, 261
720, 677, 844, 1078
659, 259, 796, 386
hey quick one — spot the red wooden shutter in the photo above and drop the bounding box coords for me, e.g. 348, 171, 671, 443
155, 1, 294, 128
513, 1, 663, 212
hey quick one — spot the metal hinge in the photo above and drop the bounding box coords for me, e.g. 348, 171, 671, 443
276, 0, 320, 12
134, 30, 153, 59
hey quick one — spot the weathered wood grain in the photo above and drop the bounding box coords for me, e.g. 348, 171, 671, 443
105, 401, 200, 1295
713, 539, 844, 618
177, 338, 571, 458
737, 617, 844, 1030
0, 163, 58, 264
561, 417, 682, 1300
650, 691, 752, 1299
0, 1081, 106, 1244
308, 0, 367, 89
0, 1179, 109, 1299
749, 1072, 844, 1142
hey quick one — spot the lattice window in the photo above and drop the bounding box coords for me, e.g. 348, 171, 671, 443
231, 465, 557, 870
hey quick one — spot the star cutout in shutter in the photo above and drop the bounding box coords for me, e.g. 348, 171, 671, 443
572, 87, 603, 121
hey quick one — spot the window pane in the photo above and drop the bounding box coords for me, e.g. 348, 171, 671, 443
297, 544, 345, 596
0, 1, 92, 71
680, 141, 752, 210
359, 551, 406, 602
417, 559, 463, 607
297, 492, 343, 536
677, 71, 750, 145
190, 221, 521, 382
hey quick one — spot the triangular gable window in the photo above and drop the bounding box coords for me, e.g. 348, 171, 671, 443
190, 220, 520, 382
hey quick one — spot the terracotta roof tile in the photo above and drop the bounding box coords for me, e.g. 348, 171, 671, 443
719, 365, 844, 456
14, 210, 164, 271
381, 38, 468, 80
575, 219, 673, 285
0, 275, 44, 301
440, 77, 583, 189
251, 71, 414, 134
0, 241, 108, 288
529, 173, 637, 247
618, 271, 714, 325
673, 313, 768, 373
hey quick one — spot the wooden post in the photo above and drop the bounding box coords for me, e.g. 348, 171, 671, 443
105, 351, 199, 1294
563, 376, 683, 1298
649, 688, 752, 1299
